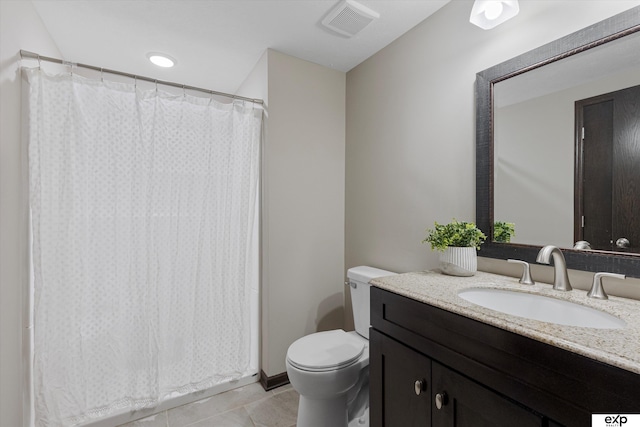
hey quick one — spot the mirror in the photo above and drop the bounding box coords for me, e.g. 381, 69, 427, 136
493, 32, 640, 250
476, 6, 640, 277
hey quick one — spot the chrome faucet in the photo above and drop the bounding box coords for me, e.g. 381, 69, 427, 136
536, 245, 572, 291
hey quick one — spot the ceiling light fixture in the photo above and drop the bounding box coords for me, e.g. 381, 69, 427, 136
147, 52, 176, 68
470, 0, 519, 30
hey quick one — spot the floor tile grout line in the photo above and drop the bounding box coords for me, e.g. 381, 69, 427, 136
166, 384, 272, 427
146, 384, 297, 427
269, 385, 292, 397
178, 394, 275, 427
180, 406, 248, 427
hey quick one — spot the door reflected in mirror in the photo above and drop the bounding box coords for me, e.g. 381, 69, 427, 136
575, 86, 640, 253
493, 31, 640, 252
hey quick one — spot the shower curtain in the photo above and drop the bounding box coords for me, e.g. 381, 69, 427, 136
26, 69, 261, 426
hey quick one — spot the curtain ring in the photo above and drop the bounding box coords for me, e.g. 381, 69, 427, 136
100, 68, 104, 83
182, 85, 186, 98
208, 91, 213, 105
134, 75, 137, 89
155, 80, 158, 93
37, 55, 41, 71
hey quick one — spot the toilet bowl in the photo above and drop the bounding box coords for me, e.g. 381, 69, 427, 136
285, 266, 396, 427
286, 330, 369, 427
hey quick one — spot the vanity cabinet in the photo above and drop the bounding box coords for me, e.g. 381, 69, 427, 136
369, 287, 640, 427
431, 360, 542, 427
370, 327, 431, 426
371, 329, 542, 427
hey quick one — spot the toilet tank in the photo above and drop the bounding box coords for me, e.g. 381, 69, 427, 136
347, 266, 396, 339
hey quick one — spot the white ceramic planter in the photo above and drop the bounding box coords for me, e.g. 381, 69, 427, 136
440, 247, 477, 277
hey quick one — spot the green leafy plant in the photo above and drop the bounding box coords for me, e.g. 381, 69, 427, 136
493, 221, 515, 243
422, 219, 487, 252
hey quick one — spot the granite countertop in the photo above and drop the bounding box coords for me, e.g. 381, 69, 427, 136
370, 270, 640, 375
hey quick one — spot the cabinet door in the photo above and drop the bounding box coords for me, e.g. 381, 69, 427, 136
370, 329, 431, 427
431, 361, 542, 427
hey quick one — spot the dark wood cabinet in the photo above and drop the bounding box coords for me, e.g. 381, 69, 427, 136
370, 329, 431, 426
371, 329, 542, 427
431, 361, 541, 427
370, 287, 640, 427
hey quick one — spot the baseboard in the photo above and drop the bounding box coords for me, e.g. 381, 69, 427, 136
259, 370, 289, 391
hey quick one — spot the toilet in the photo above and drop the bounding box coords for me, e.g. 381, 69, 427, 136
286, 266, 396, 427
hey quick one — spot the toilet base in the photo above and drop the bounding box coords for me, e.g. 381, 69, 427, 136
296, 394, 349, 427
296, 395, 369, 427
348, 407, 369, 427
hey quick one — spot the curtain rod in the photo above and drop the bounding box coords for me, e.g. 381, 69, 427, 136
20, 50, 264, 105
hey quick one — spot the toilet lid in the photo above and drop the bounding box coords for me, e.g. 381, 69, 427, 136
287, 330, 365, 372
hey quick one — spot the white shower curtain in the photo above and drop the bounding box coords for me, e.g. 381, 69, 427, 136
26, 69, 261, 426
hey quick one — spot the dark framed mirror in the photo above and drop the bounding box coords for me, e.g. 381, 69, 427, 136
476, 6, 640, 278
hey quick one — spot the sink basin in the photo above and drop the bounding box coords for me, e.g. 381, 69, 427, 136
458, 288, 626, 329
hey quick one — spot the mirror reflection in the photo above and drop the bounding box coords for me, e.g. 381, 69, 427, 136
493, 31, 640, 253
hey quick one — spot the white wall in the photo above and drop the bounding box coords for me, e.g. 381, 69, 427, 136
345, 0, 640, 301
237, 52, 268, 103
0, 2, 61, 426
260, 50, 346, 377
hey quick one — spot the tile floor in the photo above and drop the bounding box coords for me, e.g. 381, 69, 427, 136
118, 383, 299, 427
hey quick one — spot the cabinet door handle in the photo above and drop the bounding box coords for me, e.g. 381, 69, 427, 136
414, 379, 426, 395
435, 392, 448, 409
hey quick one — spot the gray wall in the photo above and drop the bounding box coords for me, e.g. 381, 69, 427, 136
255, 50, 346, 377
344, 0, 640, 327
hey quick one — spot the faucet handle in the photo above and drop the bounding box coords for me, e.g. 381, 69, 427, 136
507, 259, 535, 285
587, 272, 625, 300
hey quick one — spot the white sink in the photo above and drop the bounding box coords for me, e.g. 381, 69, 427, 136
458, 288, 626, 329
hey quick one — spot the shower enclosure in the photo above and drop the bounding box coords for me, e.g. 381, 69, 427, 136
25, 65, 262, 427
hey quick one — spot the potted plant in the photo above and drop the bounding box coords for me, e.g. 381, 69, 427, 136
493, 221, 515, 243
422, 219, 486, 276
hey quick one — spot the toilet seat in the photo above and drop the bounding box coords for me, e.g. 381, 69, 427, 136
287, 330, 365, 372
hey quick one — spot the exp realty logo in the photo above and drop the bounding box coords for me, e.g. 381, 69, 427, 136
605, 415, 628, 426
592, 414, 640, 427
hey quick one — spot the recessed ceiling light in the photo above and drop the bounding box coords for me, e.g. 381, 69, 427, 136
147, 52, 176, 68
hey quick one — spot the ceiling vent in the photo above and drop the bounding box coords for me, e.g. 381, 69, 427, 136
321, 0, 380, 37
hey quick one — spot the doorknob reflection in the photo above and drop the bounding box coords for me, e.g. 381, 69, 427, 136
616, 238, 630, 248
